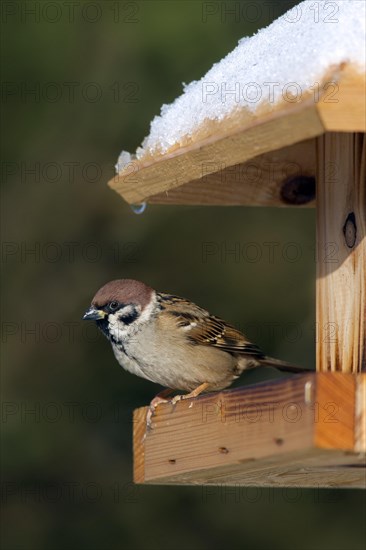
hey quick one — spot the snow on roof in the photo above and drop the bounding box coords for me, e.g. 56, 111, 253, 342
116, 0, 365, 171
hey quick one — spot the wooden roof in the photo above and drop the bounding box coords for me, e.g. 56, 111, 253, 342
108, 65, 365, 206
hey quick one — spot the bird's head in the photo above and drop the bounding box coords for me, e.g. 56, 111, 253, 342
82, 279, 154, 343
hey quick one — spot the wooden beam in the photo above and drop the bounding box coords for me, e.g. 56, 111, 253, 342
109, 101, 322, 205
148, 139, 316, 207
355, 374, 366, 452
317, 69, 366, 133
316, 133, 366, 372
133, 373, 366, 488
314, 372, 355, 449
109, 66, 364, 206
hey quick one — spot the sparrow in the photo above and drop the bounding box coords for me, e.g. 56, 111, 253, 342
83, 279, 304, 422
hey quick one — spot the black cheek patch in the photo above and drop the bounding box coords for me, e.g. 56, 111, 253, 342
119, 308, 139, 325
96, 318, 110, 338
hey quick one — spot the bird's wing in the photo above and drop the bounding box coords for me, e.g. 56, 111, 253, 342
158, 293, 264, 358
189, 315, 264, 357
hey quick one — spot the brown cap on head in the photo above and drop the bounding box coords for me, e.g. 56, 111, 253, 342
92, 279, 154, 309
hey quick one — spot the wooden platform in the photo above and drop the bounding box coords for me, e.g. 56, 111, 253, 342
134, 373, 366, 488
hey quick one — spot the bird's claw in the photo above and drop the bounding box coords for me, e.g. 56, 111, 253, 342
170, 394, 183, 407
146, 406, 154, 432
146, 392, 172, 431
145, 384, 208, 433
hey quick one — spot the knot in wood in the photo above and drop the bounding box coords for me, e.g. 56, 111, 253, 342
280, 176, 316, 205
343, 212, 357, 248
218, 446, 229, 454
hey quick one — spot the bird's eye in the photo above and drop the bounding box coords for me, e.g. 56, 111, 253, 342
109, 301, 119, 311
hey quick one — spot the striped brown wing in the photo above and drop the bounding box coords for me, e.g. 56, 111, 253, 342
158, 293, 264, 358
187, 315, 264, 357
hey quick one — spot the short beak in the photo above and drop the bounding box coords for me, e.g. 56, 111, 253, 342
82, 307, 106, 321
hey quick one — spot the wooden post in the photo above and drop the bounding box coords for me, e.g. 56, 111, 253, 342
316, 132, 366, 372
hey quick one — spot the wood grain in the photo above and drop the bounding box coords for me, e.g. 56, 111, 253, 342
355, 374, 366, 453
316, 133, 366, 372
109, 101, 322, 205
138, 450, 365, 488
133, 407, 146, 484
148, 139, 316, 206
109, 65, 364, 206
314, 373, 355, 449
317, 69, 366, 132
133, 373, 365, 487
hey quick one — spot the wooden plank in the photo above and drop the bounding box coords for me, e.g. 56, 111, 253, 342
316, 133, 366, 373
355, 374, 366, 453
109, 100, 323, 205
109, 65, 364, 206
133, 373, 365, 487
133, 406, 146, 484
148, 139, 316, 206
138, 450, 365, 488
314, 373, 355, 450
133, 374, 314, 484
317, 69, 366, 133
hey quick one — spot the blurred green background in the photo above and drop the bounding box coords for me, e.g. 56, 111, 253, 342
1, 1, 365, 549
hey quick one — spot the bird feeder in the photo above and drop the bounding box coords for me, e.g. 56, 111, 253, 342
108, 6, 365, 488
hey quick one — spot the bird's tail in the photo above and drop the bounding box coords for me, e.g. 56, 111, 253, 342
261, 356, 307, 373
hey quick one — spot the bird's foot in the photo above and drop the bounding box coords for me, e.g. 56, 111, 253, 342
146, 388, 174, 431
145, 383, 210, 432
170, 382, 210, 407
